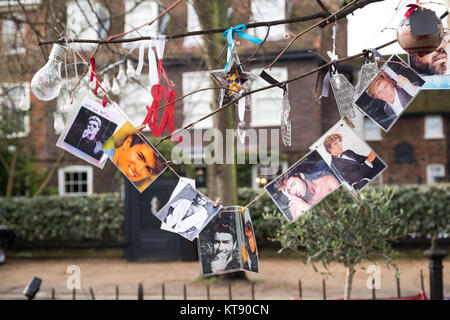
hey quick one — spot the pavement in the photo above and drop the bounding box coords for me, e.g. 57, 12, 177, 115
0, 257, 449, 300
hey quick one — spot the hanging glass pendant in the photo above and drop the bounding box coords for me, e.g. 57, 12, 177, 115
355, 62, 378, 94
126, 59, 136, 79
237, 121, 247, 144
117, 64, 127, 87
281, 90, 291, 147
101, 73, 111, 91
111, 77, 121, 95
329, 72, 356, 119
54, 113, 65, 135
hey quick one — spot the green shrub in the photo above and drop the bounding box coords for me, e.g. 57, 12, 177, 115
0, 184, 448, 244
0, 193, 123, 242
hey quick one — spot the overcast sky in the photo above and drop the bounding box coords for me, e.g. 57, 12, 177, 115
347, 0, 448, 56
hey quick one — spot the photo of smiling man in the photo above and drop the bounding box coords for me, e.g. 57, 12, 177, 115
102, 121, 167, 192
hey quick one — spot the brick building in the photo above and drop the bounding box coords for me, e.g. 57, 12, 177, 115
0, 0, 448, 197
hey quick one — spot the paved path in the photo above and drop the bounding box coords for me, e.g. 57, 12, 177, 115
1, 258, 448, 300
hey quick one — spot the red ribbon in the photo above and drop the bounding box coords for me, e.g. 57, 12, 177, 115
404, 4, 419, 19
141, 59, 179, 140
88, 57, 108, 108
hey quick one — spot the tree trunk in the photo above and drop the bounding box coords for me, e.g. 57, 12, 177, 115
193, 0, 244, 280
6, 147, 17, 198
33, 150, 65, 197
344, 266, 355, 300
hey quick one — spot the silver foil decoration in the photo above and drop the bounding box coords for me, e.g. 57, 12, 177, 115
329, 72, 356, 119
210, 49, 257, 143
281, 87, 291, 147
355, 62, 378, 94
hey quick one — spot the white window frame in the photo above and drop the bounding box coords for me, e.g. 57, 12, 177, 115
250, 0, 287, 41
1, 13, 26, 54
58, 165, 94, 196
119, 76, 152, 130
424, 115, 444, 139
0, 82, 30, 138
122, 0, 158, 48
250, 67, 287, 127
184, 1, 204, 48
426, 164, 445, 185
66, 0, 110, 51
182, 70, 212, 129
364, 117, 382, 141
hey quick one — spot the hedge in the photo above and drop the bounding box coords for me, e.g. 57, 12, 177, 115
0, 184, 448, 243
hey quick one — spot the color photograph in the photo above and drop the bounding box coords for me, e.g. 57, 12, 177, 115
408, 34, 450, 89
102, 121, 167, 193
310, 120, 387, 194
265, 150, 341, 222
240, 207, 259, 274
355, 55, 425, 131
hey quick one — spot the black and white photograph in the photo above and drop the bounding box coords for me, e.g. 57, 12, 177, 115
198, 207, 242, 276
57, 96, 121, 168
240, 207, 259, 274
265, 150, 341, 222
155, 184, 222, 241
310, 119, 387, 194
408, 34, 450, 89
355, 55, 425, 131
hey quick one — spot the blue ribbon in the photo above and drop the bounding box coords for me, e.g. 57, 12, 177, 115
223, 24, 263, 71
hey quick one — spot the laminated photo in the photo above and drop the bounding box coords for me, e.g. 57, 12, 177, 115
160, 177, 196, 233
56, 96, 122, 168
198, 206, 258, 276
355, 54, 425, 131
310, 119, 387, 194
265, 150, 341, 222
408, 34, 450, 89
155, 184, 222, 241
240, 207, 259, 274
102, 121, 167, 193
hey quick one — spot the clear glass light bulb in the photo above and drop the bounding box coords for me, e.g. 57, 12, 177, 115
126, 59, 136, 79
101, 73, 111, 91
54, 113, 65, 135
31, 44, 66, 101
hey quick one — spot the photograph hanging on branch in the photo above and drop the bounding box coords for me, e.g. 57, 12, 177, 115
198, 206, 258, 276
102, 121, 167, 193
160, 177, 196, 233
265, 150, 341, 222
56, 96, 121, 169
354, 54, 425, 131
240, 207, 259, 274
310, 119, 387, 194
408, 34, 450, 89
155, 183, 222, 241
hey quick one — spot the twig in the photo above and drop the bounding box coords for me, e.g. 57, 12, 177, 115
108, 0, 186, 41
39, 12, 329, 46
265, 0, 358, 69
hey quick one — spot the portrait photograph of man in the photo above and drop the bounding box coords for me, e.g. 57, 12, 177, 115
156, 184, 222, 241
58, 97, 119, 168
311, 120, 387, 194
198, 208, 241, 276
240, 207, 259, 274
355, 55, 425, 131
265, 150, 341, 222
409, 34, 450, 89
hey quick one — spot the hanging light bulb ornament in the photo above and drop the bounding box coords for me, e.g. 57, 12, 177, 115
397, 4, 444, 55
31, 44, 66, 101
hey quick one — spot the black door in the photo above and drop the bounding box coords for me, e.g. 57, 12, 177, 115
124, 177, 198, 261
